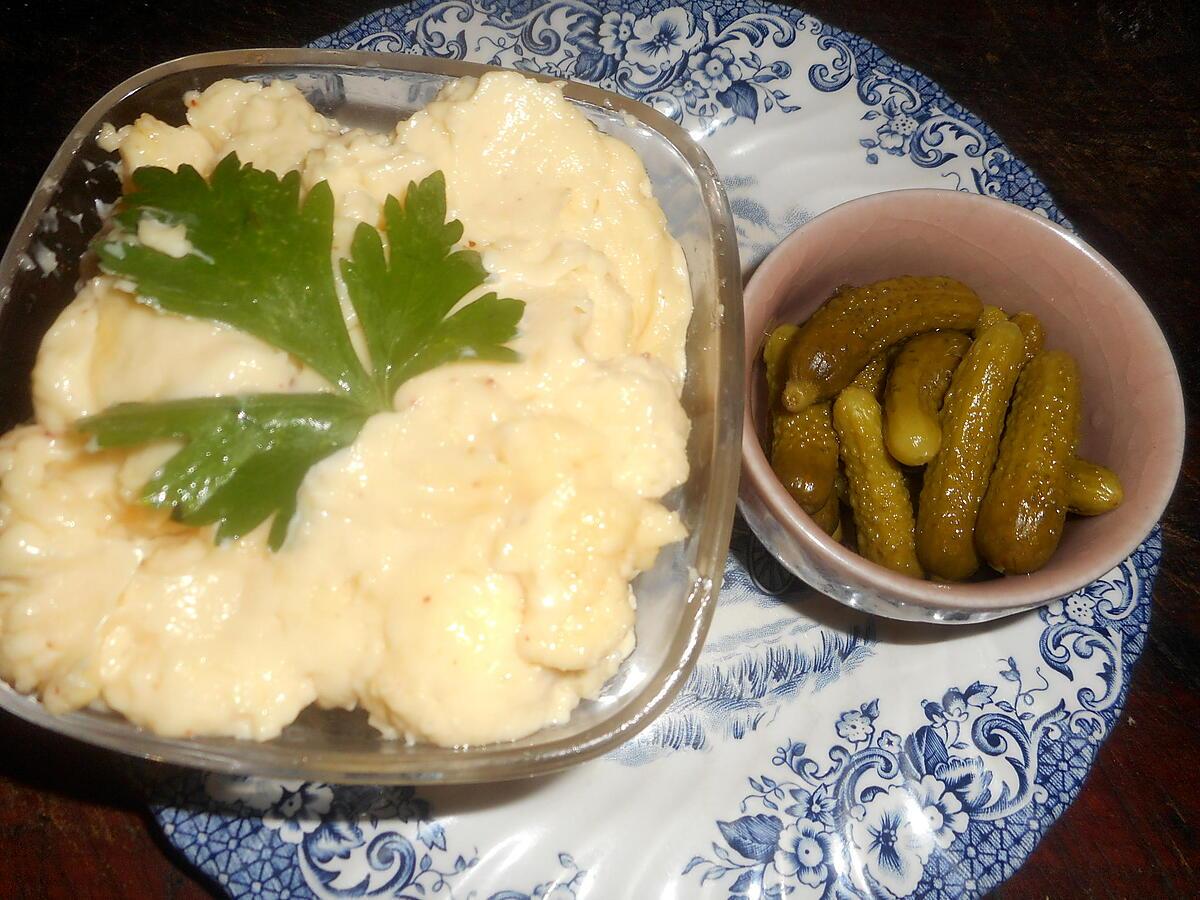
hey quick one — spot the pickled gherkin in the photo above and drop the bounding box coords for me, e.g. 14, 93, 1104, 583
833, 387, 922, 577
1011, 311, 1046, 363
783, 276, 983, 412
763, 273, 1122, 584
977, 351, 1082, 573
974, 305, 1009, 336
1068, 458, 1124, 516
917, 320, 1025, 580
763, 323, 799, 420
811, 489, 843, 537
772, 404, 839, 514
835, 470, 850, 503
764, 324, 839, 515
883, 331, 971, 466
850, 347, 899, 398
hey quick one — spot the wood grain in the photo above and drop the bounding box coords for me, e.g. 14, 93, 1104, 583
0, 0, 1196, 896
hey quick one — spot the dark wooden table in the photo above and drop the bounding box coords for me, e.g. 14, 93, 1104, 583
1, 1, 1196, 896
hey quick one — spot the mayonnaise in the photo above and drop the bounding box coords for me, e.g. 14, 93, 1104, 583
0, 72, 692, 746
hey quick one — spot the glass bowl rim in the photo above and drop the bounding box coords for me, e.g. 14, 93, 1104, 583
0, 48, 745, 784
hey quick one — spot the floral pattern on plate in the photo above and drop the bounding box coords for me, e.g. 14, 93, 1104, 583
151, 3, 1155, 898
683, 529, 1155, 899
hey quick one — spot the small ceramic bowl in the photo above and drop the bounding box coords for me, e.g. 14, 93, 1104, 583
739, 188, 1184, 623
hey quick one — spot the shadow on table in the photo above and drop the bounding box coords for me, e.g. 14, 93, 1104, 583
0, 711, 146, 808
0, 712, 225, 897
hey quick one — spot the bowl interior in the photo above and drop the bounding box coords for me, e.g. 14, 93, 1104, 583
742, 189, 1182, 615
0, 50, 744, 782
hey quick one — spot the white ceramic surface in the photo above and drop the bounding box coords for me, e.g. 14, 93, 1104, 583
150, 3, 1161, 899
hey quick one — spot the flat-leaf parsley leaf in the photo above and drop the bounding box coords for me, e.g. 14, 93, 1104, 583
341, 171, 524, 400
80, 156, 524, 549
96, 153, 372, 396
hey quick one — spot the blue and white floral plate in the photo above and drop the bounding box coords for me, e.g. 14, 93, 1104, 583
151, 3, 1157, 897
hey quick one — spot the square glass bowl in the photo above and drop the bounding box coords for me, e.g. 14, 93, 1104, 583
0, 50, 743, 783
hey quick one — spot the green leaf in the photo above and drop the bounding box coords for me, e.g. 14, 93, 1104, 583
79, 159, 525, 548
95, 154, 372, 396
79, 394, 370, 549
341, 172, 525, 399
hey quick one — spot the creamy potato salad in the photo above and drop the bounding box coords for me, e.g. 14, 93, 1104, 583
0, 72, 693, 746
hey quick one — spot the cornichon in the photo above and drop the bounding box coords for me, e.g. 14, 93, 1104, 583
763, 323, 799, 419
835, 470, 850, 503
977, 351, 1082, 574
974, 305, 1009, 336
783, 276, 983, 411
764, 324, 839, 514
917, 320, 1025, 580
1068, 459, 1124, 516
772, 404, 839, 514
883, 330, 971, 466
850, 347, 899, 398
977, 308, 1045, 362
811, 490, 842, 537
833, 386, 923, 577
1010, 311, 1046, 363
